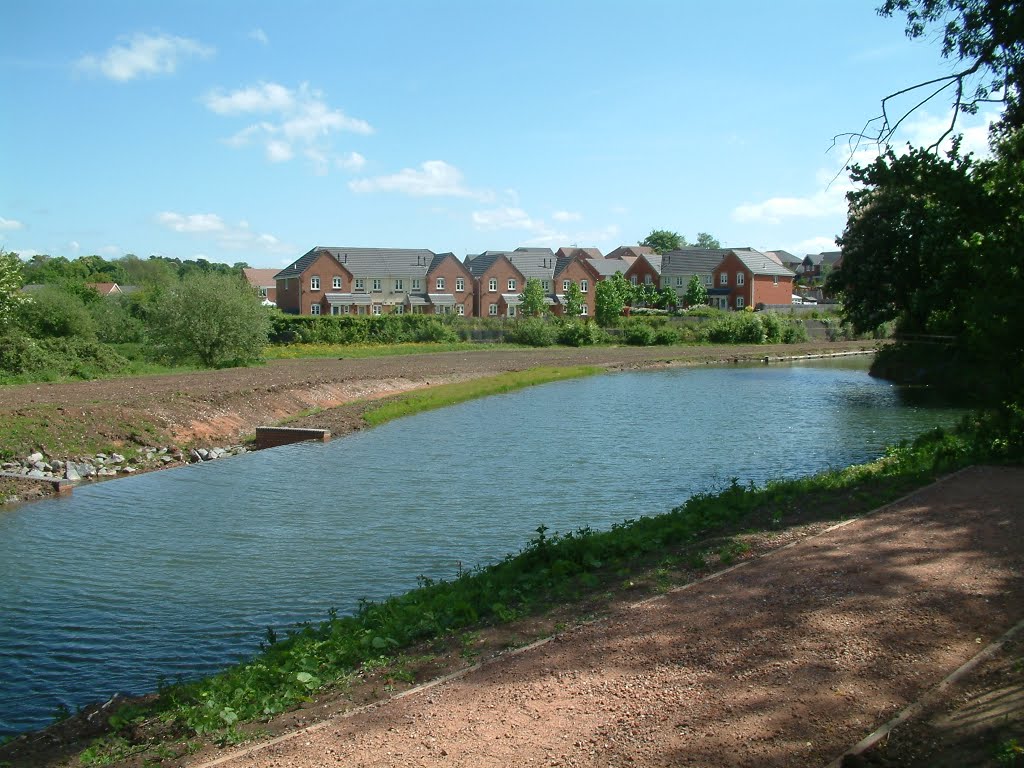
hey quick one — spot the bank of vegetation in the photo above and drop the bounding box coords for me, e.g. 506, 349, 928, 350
4, 407, 1019, 766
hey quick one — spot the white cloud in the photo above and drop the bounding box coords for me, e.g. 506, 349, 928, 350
266, 140, 293, 162
204, 81, 371, 174
552, 210, 582, 222
76, 33, 214, 81
732, 188, 848, 225
157, 212, 226, 232
337, 151, 366, 171
351, 160, 489, 199
0, 216, 23, 231
791, 235, 840, 255
157, 210, 293, 255
69, 240, 80, 253
472, 206, 546, 231
250, 28, 269, 45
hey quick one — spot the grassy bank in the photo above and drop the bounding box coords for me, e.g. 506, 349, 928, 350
362, 365, 604, 426
9, 407, 1019, 766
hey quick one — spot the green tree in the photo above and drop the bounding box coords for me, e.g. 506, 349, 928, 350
16, 284, 97, 339
0, 250, 30, 330
148, 272, 270, 367
595, 273, 630, 325
657, 284, 678, 310
694, 232, 721, 249
518, 277, 548, 317
562, 281, 585, 317
639, 229, 684, 254
684, 274, 709, 307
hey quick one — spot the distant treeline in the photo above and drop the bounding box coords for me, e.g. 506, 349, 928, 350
17, 253, 249, 288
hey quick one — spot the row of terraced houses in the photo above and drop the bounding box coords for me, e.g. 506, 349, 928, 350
244, 245, 809, 318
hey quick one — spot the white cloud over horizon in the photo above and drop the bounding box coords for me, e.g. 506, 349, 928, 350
552, 210, 582, 222
249, 28, 269, 45
205, 81, 371, 174
156, 210, 293, 254
0, 217, 24, 231
76, 33, 214, 81
350, 160, 490, 199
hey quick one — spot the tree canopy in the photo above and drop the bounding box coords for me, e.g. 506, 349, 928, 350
518, 277, 548, 317
694, 232, 721, 249
639, 230, 684, 254
684, 274, 709, 307
0, 250, 30, 330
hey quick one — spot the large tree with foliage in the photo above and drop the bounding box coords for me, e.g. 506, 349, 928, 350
683, 274, 709, 307
595, 273, 630, 325
639, 229, 684, 254
694, 232, 721, 249
518, 277, 548, 317
0, 250, 30, 330
149, 272, 270, 367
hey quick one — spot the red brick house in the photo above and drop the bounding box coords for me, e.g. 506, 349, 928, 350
623, 253, 663, 291
275, 249, 353, 315
552, 253, 600, 318
242, 268, 280, 304
464, 251, 528, 318
424, 252, 475, 316
712, 250, 795, 310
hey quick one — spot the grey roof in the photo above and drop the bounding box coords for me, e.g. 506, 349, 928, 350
427, 293, 455, 305
637, 253, 663, 273
606, 245, 654, 260
660, 248, 736, 277
765, 249, 802, 268
586, 259, 630, 277
466, 248, 557, 279
501, 293, 522, 305
820, 251, 843, 265
731, 249, 796, 278
323, 292, 371, 305
276, 247, 437, 281
463, 251, 505, 276
406, 294, 430, 306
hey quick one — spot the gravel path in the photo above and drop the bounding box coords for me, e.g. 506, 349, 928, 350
189, 465, 1024, 768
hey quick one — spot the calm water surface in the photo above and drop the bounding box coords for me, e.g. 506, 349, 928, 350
0, 359, 963, 734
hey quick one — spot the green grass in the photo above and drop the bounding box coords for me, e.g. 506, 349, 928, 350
362, 366, 604, 426
0, 408, 166, 461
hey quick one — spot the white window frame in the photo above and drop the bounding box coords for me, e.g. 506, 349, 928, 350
644, 274, 653, 285
456, 277, 465, 291
332, 276, 342, 290
310, 303, 321, 315
488, 278, 498, 292
342, 305, 350, 315
676, 276, 684, 287
412, 278, 421, 291
581, 304, 588, 316
258, 286, 268, 297
736, 272, 745, 286
310, 276, 320, 291
630, 275, 638, 286
395, 304, 404, 314
507, 278, 516, 291
372, 278, 382, 292
580, 279, 589, 293
394, 279, 404, 291
488, 303, 498, 316
719, 272, 728, 286
737, 297, 745, 309
435, 277, 446, 290
704, 275, 713, 287
354, 278, 365, 292
456, 304, 465, 316
563, 279, 571, 292
542, 280, 550, 292
773, 275, 779, 286
508, 305, 516, 317
372, 304, 382, 315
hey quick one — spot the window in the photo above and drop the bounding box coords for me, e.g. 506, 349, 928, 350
644, 274, 652, 285
354, 278, 365, 292
456, 304, 465, 316
488, 278, 498, 292
435, 277, 446, 290
773, 275, 779, 286
394, 279, 403, 291
332, 276, 343, 290
258, 287, 268, 297
581, 304, 588, 316
372, 279, 382, 292
630, 275, 638, 286
736, 272, 745, 286
310, 276, 320, 290
736, 297, 745, 309
563, 279, 571, 292
456, 277, 465, 291
580, 279, 589, 293
542, 280, 550, 291
342, 305, 350, 315
507, 278, 516, 291
395, 304, 404, 314
719, 272, 728, 286
508, 305, 516, 317
488, 303, 498, 316
704, 275, 713, 287
372, 304, 382, 315
676, 277, 684, 287
310, 303, 321, 315
412, 279, 421, 290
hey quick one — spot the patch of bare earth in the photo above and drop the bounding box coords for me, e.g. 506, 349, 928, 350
167, 465, 1023, 768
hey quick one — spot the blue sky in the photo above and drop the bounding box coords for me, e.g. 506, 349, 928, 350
1, 1, 998, 269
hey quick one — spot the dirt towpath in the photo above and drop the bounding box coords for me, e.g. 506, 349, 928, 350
189, 465, 1023, 768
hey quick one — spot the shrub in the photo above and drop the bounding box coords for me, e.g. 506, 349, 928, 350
759, 312, 784, 343
16, 285, 97, 339
506, 318, 556, 347
413, 319, 459, 343
781, 319, 810, 343
0, 332, 129, 379
622, 322, 657, 346
698, 313, 766, 344
557, 320, 603, 347
89, 297, 146, 344
653, 327, 680, 345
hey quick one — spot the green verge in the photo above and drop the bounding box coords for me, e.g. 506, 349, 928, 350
361, 365, 604, 426
96, 406, 1020, 743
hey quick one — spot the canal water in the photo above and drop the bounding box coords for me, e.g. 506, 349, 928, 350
0, 359, 963, 735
